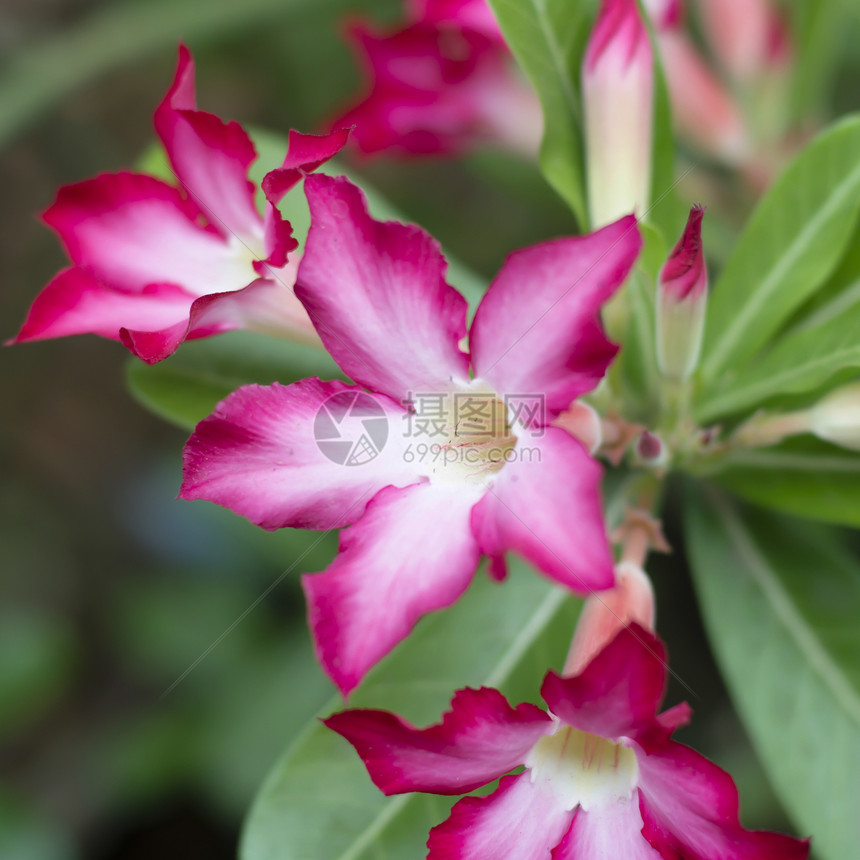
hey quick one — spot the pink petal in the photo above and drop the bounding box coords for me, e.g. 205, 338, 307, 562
552, 797, 662, 859
259, 202, 298, 271
9, 268, 193, 345
335, 21, 535, 157
120, 276, 317, 364
324, 686, 552, 794
638, 742, 810, 860
470, 218, 641, 416
43, 172, 257, 295
296, 174, 470, 401
540, 625, 670, 743
304, 481, 483, 696
427, 772, 574, 859
409, 0, 505, 43
180, 379, 421, 530
469, 428, 614, 594
261, 128, 351, 204
154, 44, 261, 240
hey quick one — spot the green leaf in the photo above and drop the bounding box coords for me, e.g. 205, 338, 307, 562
486, 0, 596, 226
685, 488, 860, 860
699, 116, 860, 381
240, 561, 581, 860
703, 437, 860, 529
697, 307, 860, 422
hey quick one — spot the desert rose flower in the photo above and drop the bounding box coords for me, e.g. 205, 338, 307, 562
181, 173, 641, 694
334, 0, 542, 158
583, 0, 654, 227
11, 45, 348, 363
656, 204, 708, 381
326, 624, 810, 859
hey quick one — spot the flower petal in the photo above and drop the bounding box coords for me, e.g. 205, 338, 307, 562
154, 44, 261, 239
552, 797, 662, 859
304, 481, 483, 696
469, 427, 614, 594
9, 268, 193, 345
427, 772, 574, 859
637, 742, 810, 860
296, 174, 470, 400
180, 379, 420, 530
43, 172, 255, 295
324, 686, 552, 794
409, 0, 505, 43
120, 276, 317, 364
540, 625, 669, 743
470, 219, 641, 416
261, 128, 351, 204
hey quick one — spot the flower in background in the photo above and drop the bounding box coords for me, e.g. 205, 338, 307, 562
326, 624, 810, 859
582, 0, 655, 227
181, 173, 641, 695
333, 0, 541, 158
11, 45, 348, 364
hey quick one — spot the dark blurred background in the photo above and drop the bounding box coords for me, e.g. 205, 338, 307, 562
2, 0, 856, 857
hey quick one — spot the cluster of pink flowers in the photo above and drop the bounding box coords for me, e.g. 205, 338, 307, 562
11, 1, 815, 855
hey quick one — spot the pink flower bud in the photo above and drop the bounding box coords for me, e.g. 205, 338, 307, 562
553, 399, 602, 454
582, 0, 654, 227
656, 205, 708, 381
697, 0, 791, 83
563, 560, 655, 676
809, 383, 860, 452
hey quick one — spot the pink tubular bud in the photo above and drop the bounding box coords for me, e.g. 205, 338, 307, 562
642, 0, 683, 33
658, 31, 750, 164
809, 383, 860, 452
697, 0, 791, 83
582, 0, 654, 227
656, 205, 708, 381
563, 561, 655, 677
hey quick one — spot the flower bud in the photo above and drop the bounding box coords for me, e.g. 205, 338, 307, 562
553, 400, 602, 454
698, 0, 790, 84
583, 0, 654, 227
636, 430, 667, 468
564, 561, 655, 676
656, 205, 708, 381
809, 383, 860, 451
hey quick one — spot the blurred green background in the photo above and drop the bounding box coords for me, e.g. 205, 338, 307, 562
2, 0, 858, 857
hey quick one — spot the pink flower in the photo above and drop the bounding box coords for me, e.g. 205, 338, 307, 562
326, 624, 810, 859
11, 45, 348, 364
180, 173, 641, 695
582, 0, 654, 227
334, 1, 542, 158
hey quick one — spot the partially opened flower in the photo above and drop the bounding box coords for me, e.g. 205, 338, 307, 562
11, 45, 348, 364
181, 173, 641, 694
334, 0, 541, 158
326, 624, 810, 859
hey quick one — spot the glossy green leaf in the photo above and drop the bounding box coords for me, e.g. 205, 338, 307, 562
698, 307, 860, 422
240, 560, 581, 860
703, 438, 860, 529
486, 0, 596, 226
685, 488, 860, 860
699, 116, 860, 381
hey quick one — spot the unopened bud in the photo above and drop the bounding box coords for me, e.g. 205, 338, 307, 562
583, 0, 654, 227
698, 0, 790, 84
636, 430, 666, 466
809, 383, 860, 451
554, 400, 602, 454
641, 0, 682, 33
564, 561, 655, 676
656, 205, 708, 381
